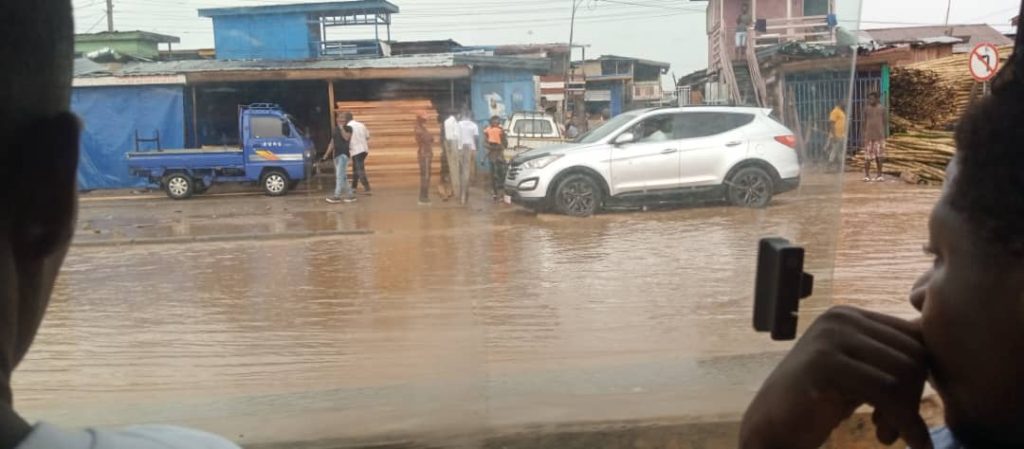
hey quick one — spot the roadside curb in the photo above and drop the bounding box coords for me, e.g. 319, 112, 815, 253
72, 229, 374, 247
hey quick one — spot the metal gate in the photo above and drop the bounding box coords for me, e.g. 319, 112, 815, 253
784, 69, 884, 162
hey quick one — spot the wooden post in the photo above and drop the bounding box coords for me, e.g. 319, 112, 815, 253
191, 86, 199, 146
328, 79, 336, 126
786, 0, 792, 18
450, 79, 455, 111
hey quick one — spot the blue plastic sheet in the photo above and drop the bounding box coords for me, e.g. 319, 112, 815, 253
72, 85, 186, 190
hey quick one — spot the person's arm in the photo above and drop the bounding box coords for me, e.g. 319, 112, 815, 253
740, 306, 932, 449
322, 139, 335, 161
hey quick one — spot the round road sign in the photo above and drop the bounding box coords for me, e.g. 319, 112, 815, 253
969, 43, 1000, 82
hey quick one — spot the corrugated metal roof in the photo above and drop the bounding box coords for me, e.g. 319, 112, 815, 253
75, 53, 550, 78
74, 58, 111, 77
198, 1, 399, 18
864, 24, 1011, 48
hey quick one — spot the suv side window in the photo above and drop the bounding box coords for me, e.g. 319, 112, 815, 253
251, 116, 286, 139
630, 114, 676, 143
675, 112, 754, 139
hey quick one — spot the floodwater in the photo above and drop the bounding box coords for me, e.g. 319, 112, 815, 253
12, 173, 940, 447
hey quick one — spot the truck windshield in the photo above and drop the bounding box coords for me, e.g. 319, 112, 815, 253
284, 114, 304, 137
575, 111, 642, 144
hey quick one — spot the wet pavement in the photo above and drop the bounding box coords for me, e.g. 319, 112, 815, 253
13, 172, 940, 447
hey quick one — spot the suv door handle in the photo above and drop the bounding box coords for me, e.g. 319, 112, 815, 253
661, 148, 678, 154
726, 141, 744, 147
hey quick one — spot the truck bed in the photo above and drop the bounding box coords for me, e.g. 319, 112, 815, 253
127, 147, 244, 170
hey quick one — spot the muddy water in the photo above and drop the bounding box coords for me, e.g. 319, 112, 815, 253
12, 174, 940, 446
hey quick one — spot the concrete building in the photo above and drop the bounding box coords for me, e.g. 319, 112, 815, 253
74, 30, 181, 60
581, 55, 670, 119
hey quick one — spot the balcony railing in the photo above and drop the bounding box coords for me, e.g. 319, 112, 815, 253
752, 15, 836, 48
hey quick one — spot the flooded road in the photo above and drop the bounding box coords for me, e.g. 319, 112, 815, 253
12, 173, 940, 446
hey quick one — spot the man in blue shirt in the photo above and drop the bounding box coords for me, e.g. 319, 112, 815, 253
740, 61, 1024, 449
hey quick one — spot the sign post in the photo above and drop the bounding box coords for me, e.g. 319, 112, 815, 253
969, 43, 1001, 82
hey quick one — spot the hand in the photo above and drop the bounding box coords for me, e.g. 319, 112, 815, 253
740, 306, 931, 449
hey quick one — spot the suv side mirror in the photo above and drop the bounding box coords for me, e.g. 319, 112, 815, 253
614, 132, 636, 145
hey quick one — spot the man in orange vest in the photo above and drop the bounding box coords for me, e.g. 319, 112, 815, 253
483, 115, 509, 201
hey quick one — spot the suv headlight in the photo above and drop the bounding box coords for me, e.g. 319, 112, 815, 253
520, 154, 562, 170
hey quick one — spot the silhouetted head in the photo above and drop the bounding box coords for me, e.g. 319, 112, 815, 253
0, 0, 79, 406
909, 73, 1024, 447
489, 116, 500, 126
868, 92, 880, 106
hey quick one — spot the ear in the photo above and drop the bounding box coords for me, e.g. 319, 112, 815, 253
11, 112, 79, 259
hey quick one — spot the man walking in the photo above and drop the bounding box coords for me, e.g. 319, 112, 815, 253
346, 112, 372, 194
323, 114, 356, 204
483, 115, 508, 201
443, 110, 462, 199
826, 99, 847, 172
457, 112, 479, 205
414, 114, 434, 205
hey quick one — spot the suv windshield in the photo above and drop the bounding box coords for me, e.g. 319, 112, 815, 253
575, 111, 643, 144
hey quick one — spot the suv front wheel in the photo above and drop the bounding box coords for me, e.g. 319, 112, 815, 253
727, 167, 774, 208
554, 174, 602, 217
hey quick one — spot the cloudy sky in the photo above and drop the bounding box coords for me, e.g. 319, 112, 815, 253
72, 0, 1020, 81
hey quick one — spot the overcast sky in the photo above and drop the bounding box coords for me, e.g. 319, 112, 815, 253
72, 0, 1020, 82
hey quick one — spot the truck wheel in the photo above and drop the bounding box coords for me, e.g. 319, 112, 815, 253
727, 167, 774, 208
261, 170, 289, 196
554, 174, 601, 217
163, 174, 194, 200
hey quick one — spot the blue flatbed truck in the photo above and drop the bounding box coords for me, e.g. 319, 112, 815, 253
127, 104, 314, 200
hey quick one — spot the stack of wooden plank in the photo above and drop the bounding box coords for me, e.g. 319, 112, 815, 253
336, 99, 442, 176
904, 46, 1012, 128
890, 67, 957, 130
850, 130, 955, 185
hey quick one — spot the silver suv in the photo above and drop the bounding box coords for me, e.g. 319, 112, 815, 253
504, 106, 802, 216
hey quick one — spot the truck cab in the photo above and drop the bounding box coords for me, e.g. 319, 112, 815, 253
128, 104, 313, 199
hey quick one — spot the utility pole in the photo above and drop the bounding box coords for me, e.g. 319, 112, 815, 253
563, 0, 585, 124
943, 0, 952, 34
106, 0, 114, 32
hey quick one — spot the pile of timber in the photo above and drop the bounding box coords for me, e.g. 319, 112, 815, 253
336, 99, 441, 176
850, 130, 955, 185
903, 46, 1012, 128
890, 67, 957, 131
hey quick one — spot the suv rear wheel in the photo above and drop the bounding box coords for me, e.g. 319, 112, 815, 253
554, 174, 602, 217
727, 167, 774, 208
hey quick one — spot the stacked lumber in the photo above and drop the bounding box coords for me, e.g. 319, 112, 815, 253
336, 99, 442, 176
850, 130, 955, 185
904, 46, 1012, 128
890, 68, 957, 130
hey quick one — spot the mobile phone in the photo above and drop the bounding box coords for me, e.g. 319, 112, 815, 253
753, 237, 815, 341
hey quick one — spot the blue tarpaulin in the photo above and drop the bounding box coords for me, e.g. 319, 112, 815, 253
72, 85, 186, 190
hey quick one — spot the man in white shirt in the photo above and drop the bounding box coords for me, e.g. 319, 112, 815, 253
456, 112, 480, 205
442, 111, 462, 199
345, 112, 372, 195
0, 3, 239, 448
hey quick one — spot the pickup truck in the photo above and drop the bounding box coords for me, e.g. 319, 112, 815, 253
127, 104, 313, 200
503, 111, 565, 160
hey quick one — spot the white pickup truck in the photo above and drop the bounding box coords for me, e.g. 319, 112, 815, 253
503, 112, 565, 160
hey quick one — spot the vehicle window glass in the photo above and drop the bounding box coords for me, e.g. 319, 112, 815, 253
513, 119, 553, 135
576, 110, 643, 144
630, 115, 675, 143
675, 112, 753, 139
251, 116, 285, 139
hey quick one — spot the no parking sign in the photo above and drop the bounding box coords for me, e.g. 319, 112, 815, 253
969, 43, 1000, 82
